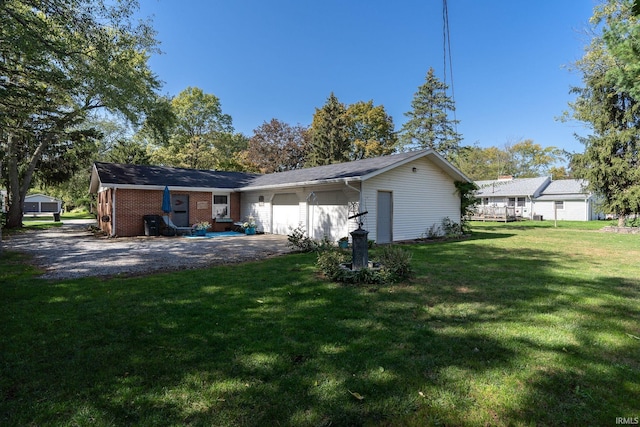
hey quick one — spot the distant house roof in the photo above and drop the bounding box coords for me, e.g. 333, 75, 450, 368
90, 150, 471, 193
24, 193, 62, 202
475, 176, 551, 198
536, 179, 591, 201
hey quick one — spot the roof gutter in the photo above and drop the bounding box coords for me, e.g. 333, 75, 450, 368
238, 177, 363, 192
97, 183, 236, 193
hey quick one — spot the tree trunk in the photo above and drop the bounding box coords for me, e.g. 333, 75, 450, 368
618, 215, 626, 227
5, 133, 24, 229
5, 130, 53, 229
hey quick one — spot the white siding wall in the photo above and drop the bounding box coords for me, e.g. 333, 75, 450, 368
241, 192, 273, 232
241, 184, 360, 239
361, 157, 461, 242
532, 199, 590, 221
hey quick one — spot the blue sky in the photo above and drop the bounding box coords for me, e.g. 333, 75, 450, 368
138, 0, 597, 155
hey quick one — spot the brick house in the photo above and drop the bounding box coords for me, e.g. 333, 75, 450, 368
90, 163, 254, 237
89, 150, 471, 241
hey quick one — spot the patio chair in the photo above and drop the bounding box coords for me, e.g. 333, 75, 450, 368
162, 215, 195, 236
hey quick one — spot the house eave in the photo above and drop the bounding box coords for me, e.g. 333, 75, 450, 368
359, 149, 472, 183
239, 177, 363, 192
94, 183, 238, 193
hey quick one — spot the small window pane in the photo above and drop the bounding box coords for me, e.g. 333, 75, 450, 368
214, 195, 228, 205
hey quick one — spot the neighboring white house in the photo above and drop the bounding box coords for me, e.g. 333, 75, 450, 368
473, 177, 600, 221
474, 176, 550, 220
532, 179, 600, 221
240, 150, 471, 243
23, 194, 63, 215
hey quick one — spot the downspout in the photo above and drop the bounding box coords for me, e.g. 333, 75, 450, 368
345, 180, 363, 231
111, 187, 117, 237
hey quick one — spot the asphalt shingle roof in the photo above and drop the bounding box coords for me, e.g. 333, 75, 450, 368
93, 162, 259, 189
244, 150, 429, 188
539, 179, 587, 195
475, 177, 550, 197
93, 150, 459, 191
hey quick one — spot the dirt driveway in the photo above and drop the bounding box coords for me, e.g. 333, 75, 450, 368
3, 220, 292, 280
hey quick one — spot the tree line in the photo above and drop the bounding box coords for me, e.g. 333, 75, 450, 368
2, 0, 639, 228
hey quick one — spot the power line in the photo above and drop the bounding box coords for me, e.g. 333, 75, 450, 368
442, 0, 458, 127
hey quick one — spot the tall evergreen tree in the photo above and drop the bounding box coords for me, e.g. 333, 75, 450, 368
307, 93, 350, 167
568, 0, 640, 225
400, 68, 462, 159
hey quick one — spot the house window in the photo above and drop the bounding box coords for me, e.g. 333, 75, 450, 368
213, 194, 229, 218
508, 197, 526, 207
555, 201, 564, 210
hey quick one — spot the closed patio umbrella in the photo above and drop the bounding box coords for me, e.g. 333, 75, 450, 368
162, 186, 171, 213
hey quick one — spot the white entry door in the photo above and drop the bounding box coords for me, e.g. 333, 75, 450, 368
377, 191, 393, 243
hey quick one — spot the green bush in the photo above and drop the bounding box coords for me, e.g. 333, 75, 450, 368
287, 225, 336, 253
287, 225, 317, 252
625, 217, 640, 227
379, 245, 413, 281
316, 245, 412, 285
316, 248, 349, 281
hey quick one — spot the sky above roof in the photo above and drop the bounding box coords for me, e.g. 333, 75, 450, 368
137, 0, 597, 155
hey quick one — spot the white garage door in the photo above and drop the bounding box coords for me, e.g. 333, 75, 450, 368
272, 193, 300, 235
308, 191, 348, 241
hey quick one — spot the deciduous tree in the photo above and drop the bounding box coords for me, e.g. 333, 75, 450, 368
0, 0, 160, 228
151, 87, 234, 170
246, 119, 309, 173
346, 100, 398, 160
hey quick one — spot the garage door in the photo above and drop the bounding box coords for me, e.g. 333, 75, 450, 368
308, 191, 348, 241
272, 193, 300, 235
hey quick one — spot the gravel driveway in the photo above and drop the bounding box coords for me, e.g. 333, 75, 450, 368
3, 220, 292, 280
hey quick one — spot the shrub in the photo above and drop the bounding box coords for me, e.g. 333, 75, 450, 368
316, 248, 349, 281
427, 217, 466, 239
426, 223, 442, 239
625, 217, 640, 227
441, 216, 464, 238
316, 245, 412, 285
379, 245, 413, 281
287, 225, 317, 252
287, 225, 336, 253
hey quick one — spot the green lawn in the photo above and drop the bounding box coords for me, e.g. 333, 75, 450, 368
1, 221, 638, 426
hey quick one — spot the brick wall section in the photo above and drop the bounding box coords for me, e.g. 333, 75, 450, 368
187, 192, 214, 226
98, 188, 242, 237
115, 189, 165, 236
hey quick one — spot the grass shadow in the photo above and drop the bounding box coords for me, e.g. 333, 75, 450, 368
1, 226, 639, 425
